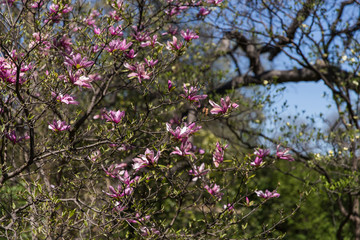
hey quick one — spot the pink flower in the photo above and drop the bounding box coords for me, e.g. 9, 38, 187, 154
205, 184, 223, 200
165, 5, 188, 16
189, 163, 208, 181
180, 29, 199, 42
93, 26, 102, 35
104, 110, 125, 124
213, 142, 228, 167
109, 10, 121, 21
180, 84, 207, 106
126, 63, 151, 83
64, 53, 94, 69
207, 0, 223, 4
5, 130, 30, 144
223, 203, 235, 213
118, 170, 139, 186
132, 148, 160, 171
140, 226, 160, 237
127, 213, 150, 224
144, 58, 158, 68
105, 39, 132, 52
250, 148, 270, 167
255, 189, 280, 199
168, 80, 174, 91
48, 120, 70, 132
104, 184, 132, 198
131, 26, 150, 42
140, 35, 159, 48
167, 36, 183, 51
102, 163, 127, 178
67, 70, 93, 88
108, 26, 123, 36
171, 141, 196, 159
166, 122, 201, 142
209, 96, 239, 115
51, 92, 79, 105
276, 144, 295, 161
30, 1, 44, 8
197, 7, 211, 17
124, 49, 137, 59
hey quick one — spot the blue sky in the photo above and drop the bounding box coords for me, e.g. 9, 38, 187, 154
272, 81, 336, 117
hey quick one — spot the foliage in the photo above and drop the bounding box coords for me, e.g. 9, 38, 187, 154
0, 0, 298, 239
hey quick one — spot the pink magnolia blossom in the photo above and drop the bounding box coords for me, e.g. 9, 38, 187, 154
104, 184, 132, 198
109, 10, 121, 21
140, 226, 160, 237
29, 32, 51, 53
207, 0, 223, 4
250, 148, 270, 167
223, 203, 235, 213
124, 49, 137, 59
62, 4, 73, 14
209, 96, 239, 115
48, 120, 70, 132
255, 189, 280, 199
5, 130, 30, 144
180, 84, 207, 106
104, 110, 125, 124
0, 57, 27, 85
144, 58, 158, 68
93, 26, 102, 35
171, 141, 196, 159
167, 36, 183, 51
197, 7, 211, 17
64, 53, 94, 69
140, 35, 159, 48
105, 39, 132, 52
205, 184, 223, 200
109, 25, 123, 36
180, 29, 199, 42
118, 170, 140, 186
113, 201, 126, 212
67, 70, 93, 88
102, 163, 127, 178
276, 144, 295, 161
166, 122, 201, 142
126, 62, 151, 83
51, 92, 79, 105
165, 5, 188, 16
30, 1, 44, 8
132, 148, 160, 171
131, 26, 150, 42
189, 163, 209, 181
168, 80, 174, 91
127, 213, 150, 224
213, 142, 228, 167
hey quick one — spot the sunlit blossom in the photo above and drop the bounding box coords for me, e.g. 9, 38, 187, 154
48, 120, 70, 132
132, 148, 160, 171
255, 189, 280, 199
276, 144, 295, 161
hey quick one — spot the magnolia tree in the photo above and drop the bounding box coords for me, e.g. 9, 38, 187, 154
0, 0, 296, 238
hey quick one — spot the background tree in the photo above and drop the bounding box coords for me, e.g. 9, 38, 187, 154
198, 0, 360, 239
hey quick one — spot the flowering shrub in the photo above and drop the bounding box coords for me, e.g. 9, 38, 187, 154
0, 0, 296, 238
